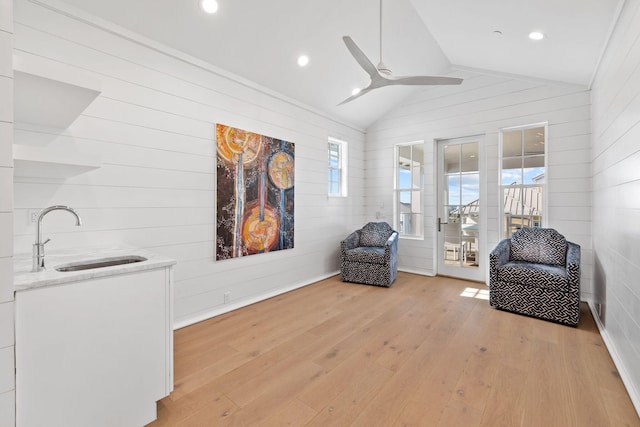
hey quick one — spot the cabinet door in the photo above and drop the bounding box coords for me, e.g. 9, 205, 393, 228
16, 268, 171, 427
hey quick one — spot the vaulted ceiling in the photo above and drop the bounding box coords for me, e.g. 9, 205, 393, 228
58, 0, 622, 129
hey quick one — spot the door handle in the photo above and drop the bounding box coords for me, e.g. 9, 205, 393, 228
438, 217, 448, 232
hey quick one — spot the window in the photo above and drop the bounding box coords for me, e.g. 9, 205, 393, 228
500, 124, 546, 238
395, 142, 424, 238
328, 138, 347, 197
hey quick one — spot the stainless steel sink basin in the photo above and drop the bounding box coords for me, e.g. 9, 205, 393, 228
55, 255, 147, 272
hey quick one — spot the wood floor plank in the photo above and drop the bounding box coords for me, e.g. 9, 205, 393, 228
147, 273, 640, 427
304, 361, 393, 427
260, 399, 318, 427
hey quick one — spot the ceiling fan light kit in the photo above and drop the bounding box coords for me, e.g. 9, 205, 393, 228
339, 0, 462, 105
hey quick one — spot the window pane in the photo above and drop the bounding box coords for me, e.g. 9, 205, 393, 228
501, 164, 522, 185
502, 130, 522, 157
523, 127, 545, 155
501, 126, 545, 238
328, 139, 347, 196
399, 145, 412, 162
398, 189, 422, 236
396, 143, 424, 238
399, 168, 411, 189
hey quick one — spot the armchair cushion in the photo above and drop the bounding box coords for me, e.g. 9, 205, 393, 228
343, 247, 386, 264
510, 227, 566, 265
359, 222, 394, 247
497, 261, 568, 292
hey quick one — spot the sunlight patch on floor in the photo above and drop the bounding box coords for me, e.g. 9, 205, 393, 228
460, 287, 490, 300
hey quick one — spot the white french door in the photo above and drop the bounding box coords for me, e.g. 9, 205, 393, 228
437, 136, 485, 281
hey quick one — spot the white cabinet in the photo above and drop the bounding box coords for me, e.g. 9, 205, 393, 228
15, 266, 173, 427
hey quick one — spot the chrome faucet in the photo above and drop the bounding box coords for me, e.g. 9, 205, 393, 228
32, 205, 82, 272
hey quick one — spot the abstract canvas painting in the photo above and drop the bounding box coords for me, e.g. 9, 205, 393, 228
216, 124, 295, 260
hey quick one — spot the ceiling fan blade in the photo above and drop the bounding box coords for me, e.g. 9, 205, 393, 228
337, 86, 374, 106
342, 36, 380, 79
388, 75, 464, 86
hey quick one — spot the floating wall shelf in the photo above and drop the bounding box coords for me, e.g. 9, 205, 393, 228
13, 145, 100, 179
13, 54, 101, 129
13, 54, 102, 179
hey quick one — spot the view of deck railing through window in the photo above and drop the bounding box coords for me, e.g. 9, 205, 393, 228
500, 124, 546, 238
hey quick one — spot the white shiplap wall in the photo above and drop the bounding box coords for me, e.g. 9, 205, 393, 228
366, 70, 593, 295
0, 0, 14, 425
12, 0, 365, 328
591, 0, 640, 413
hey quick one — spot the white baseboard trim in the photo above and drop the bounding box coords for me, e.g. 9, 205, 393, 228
398, 267, 435, 277
173, 271, 340, 330
587, 301, 640, 417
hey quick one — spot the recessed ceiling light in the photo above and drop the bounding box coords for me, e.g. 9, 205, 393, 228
297, 55, 309, 67
493, 30, 503, 36
200, 0, 219, 14
351, 88, 361, 96
529, 31, 545, 41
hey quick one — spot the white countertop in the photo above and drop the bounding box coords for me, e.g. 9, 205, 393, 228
14, 246, 176, 291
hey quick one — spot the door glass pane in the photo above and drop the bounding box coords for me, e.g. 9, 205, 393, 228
446, 175, 460, 205
461, 142, 478, 172
444, 145, 460, 173
461, 173, 479, 205
441, 140, 480, 271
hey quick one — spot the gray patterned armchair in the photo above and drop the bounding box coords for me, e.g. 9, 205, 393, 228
489, 227, 581, 326
340, 222, 398, 287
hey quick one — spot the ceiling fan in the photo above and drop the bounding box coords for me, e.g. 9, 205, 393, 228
338, 0, 463, 106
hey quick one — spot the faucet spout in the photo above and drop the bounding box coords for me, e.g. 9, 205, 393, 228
32, 205, 83, 272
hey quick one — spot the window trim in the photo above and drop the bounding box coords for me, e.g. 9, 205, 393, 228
499, 122, 548, 238
394, 141, 425, 239
328, 137, 348, 197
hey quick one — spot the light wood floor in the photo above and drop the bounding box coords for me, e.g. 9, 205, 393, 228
148, 273, 640, 426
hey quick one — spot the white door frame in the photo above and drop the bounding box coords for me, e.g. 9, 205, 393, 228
436, 135, 486, 282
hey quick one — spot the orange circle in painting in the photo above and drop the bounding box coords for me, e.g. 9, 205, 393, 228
216, 125, 262, 165
268, 151, 294, 190
241, 202, 280, 252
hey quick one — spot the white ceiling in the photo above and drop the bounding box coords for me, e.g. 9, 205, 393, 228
57, 0, 622, 129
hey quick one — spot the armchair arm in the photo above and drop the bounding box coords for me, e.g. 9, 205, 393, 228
340, 231, 360, 257
489, 239, 511, 283
566, 242, 581, 294
384, 231, 399, 259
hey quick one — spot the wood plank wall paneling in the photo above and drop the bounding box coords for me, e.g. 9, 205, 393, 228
0, 0, 14, 424
12, 0, 366, 327
591, 0, 640, 415
365, 70, 593, 293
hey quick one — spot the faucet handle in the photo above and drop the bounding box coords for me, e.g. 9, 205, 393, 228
42, 238, 51, 246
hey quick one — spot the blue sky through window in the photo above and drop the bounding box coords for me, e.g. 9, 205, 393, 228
448, 174, 479, 206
